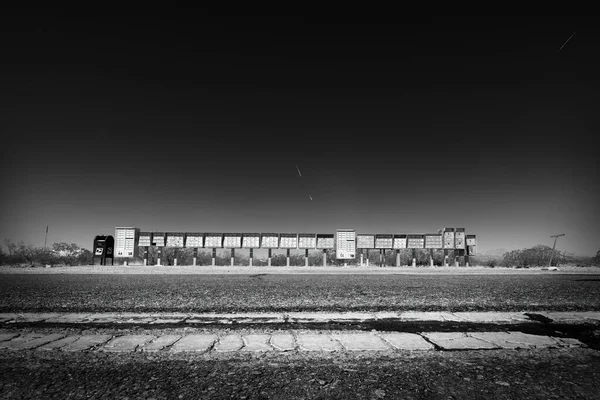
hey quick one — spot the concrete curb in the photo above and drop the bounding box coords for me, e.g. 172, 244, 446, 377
2, 311, 599, 326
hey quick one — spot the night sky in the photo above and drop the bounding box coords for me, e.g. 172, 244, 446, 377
1, 11, 598, 256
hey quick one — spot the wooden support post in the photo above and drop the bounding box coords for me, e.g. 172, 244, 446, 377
157, 248, 162, 266
212, 248, 216, 266
379, 249, 383, 267
444, 250, 448, 267
268, 248, 272, 267
144, 246, 148, 266
396, 249, 400, 267
249, 248, 253, 267
322, 249, 327, 267
193, 247, 197, 266
412, 248, 416, 267
231, 248, 235, 266
286, 249, 290, 267
366, 249, 369, 266
548, 234, 565, 268
305, 249, 309, 267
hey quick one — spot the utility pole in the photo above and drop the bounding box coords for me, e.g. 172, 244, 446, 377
44, 226, 49, 248
548, 234, 565, 268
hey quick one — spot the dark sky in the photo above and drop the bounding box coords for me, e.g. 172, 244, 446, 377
1, 11, 598, 255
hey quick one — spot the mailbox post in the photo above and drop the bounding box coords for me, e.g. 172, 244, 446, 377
268, 249, 272, 267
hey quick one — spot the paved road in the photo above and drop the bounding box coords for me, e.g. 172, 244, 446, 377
1, 273, 599, 313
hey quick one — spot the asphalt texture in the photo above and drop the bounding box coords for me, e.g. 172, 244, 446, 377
2, 348, 599, 399
1, 274, 599, 313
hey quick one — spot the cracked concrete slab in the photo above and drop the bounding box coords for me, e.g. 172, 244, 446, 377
38, 335, 81, 350
242, 334, 272, 351
0, 332, 20, 342
0, 333, 66, 350
468, 332, 566, 349
139, 335, 182, 352
422, 332, 499, 350
101, 335, 155, 352
214, 335, 244, 352
0, 333, 44, 349
333, 333, 389, 351
270, 334, 295, 351
60, 335, 113, 352
379, 333, 434, 350
297, 334, 343, 352
170, 335, 217, 353
554, 337, 586, 347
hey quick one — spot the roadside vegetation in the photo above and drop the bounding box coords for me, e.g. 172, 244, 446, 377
1, 239, 599, 268
0, 239, 92, 267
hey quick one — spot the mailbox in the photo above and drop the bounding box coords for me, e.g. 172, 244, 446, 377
92, 235, 114, 265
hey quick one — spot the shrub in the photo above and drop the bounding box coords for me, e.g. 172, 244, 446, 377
500, 245, 567, 268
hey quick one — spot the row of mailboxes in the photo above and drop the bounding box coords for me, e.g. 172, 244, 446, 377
134, 232, 476, 252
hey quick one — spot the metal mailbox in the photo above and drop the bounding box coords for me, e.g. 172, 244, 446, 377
92, 235, 114, 265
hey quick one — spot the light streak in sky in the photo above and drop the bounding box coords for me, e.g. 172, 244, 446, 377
558, 32, 575, 52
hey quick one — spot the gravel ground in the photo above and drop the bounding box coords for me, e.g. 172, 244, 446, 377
1, 274, 599, 313
1, 347, 599, 399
